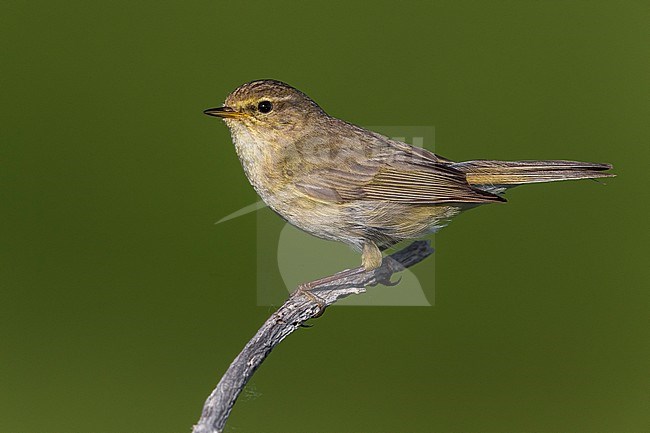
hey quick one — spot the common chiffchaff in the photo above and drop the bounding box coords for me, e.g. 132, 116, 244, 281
205, 80, 613, 271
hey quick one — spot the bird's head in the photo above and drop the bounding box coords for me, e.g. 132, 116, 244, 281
204, 80, 327, 142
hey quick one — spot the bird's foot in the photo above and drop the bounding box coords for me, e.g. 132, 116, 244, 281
294, 282, 327, 318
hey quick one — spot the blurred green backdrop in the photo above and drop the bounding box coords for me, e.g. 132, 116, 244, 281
1, 1, 648, 432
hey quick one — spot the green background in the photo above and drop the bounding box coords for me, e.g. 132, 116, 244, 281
2, 1, 648, 432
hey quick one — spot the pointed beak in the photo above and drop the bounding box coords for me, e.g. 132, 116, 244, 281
203, 106, 245, 119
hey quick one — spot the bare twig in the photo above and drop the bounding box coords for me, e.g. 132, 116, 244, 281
191, 240, 434, 433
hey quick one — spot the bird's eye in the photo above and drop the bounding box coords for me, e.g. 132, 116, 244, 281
257, 100, 273, 113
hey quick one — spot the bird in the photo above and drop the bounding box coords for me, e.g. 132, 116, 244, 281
204, 79, 614, 272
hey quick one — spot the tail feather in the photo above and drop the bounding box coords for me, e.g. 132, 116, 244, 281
452, 160, 614, 192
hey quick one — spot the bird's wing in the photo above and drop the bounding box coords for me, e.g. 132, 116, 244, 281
293, 146, 505, 205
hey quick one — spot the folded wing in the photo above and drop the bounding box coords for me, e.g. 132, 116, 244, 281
294, 145, 505, 205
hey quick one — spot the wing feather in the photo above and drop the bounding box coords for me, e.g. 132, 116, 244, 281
294, 145, 505, 205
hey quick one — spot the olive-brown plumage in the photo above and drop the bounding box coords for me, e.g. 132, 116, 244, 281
205, 80, 614, 270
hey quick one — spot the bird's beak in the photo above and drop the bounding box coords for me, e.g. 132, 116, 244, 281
203, 106, 246, 119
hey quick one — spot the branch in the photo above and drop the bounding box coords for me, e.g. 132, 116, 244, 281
191, 240, 434, 433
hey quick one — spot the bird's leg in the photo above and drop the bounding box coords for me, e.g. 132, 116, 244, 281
362, 241, 383, 271
362, 241, 402, 286
294, 267, 365, 317
293, 285, 328, 318
296, 266, 365, 292
292, 241, 383, 316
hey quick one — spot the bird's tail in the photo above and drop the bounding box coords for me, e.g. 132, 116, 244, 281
452, 160, 614, 193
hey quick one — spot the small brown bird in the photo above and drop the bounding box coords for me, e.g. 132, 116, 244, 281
205, 80, 614, 271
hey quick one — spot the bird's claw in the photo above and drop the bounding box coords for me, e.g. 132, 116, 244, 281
294, 283, 327, 318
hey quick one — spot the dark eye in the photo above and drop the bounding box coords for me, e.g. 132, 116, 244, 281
257, 100, 273, 113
